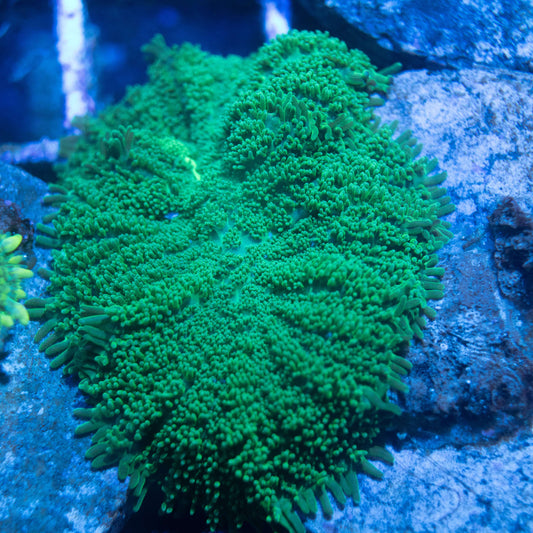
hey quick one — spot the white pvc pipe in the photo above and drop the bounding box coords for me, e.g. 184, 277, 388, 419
55, 0, 94, 129
263, 0, 291, 40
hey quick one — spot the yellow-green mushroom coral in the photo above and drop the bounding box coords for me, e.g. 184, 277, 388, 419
0, 233, 32, 342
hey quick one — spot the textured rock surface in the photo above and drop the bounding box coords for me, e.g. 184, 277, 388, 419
377, 68, 533, 213
374, 68, 533, 435
0, 163, 127, 533
306, 433, 533, 532
296, 0, 533, 71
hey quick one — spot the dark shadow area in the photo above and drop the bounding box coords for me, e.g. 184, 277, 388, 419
121, 483, 259, 533
88, 0, 265, 110
292, 0, 445, 71
16, 161, 58, 183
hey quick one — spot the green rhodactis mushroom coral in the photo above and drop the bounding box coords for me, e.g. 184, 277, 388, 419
0, 233, 32, 348
33, 30, 454, 532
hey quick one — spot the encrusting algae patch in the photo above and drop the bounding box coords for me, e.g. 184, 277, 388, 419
31, 30, 454, 532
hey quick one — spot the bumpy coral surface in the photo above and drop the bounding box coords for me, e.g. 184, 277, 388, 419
0, 233, 32, 347
33, 31, 453, 532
